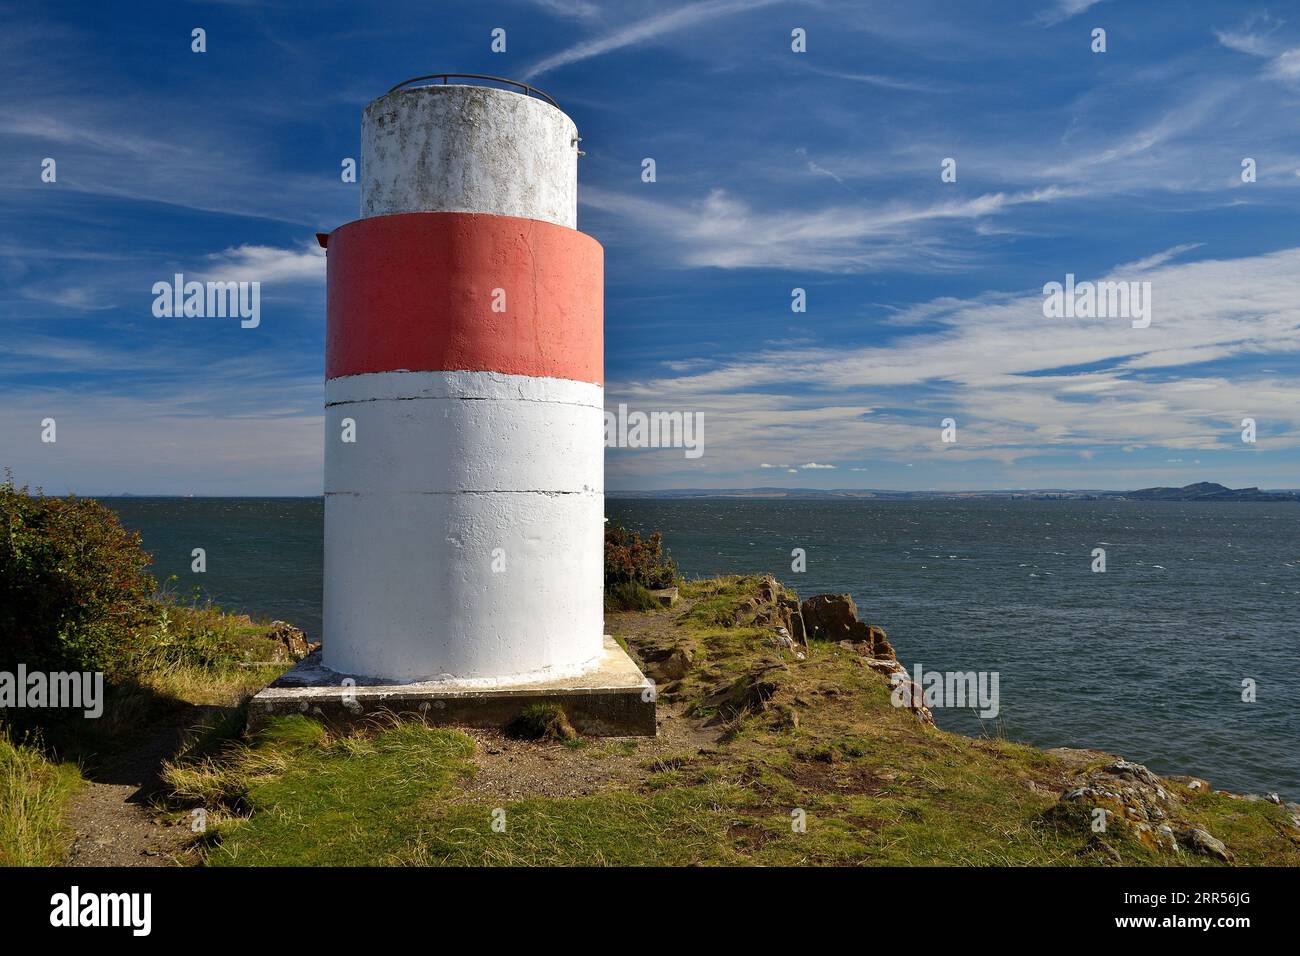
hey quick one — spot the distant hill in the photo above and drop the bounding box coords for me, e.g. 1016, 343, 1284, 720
1103, 482, 1300, 502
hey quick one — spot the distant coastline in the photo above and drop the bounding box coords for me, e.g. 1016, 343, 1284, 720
608, 482, 1300, 502
92, 482, 1300, 502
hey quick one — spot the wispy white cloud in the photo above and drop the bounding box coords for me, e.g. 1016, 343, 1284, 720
1035, 0, 1106, 27
1211, 14, 1300, 85
795, 147, 847, 187
1112, 243, 1204, 273
582, 184, 1075, 272
20, 286, 116, 311
802, 67, 951, 94
199, 243, 326, 284
525, 0, 603, 19
2, 241, 325, 324
1215, 12, 1286, 57
1269, 48, 1300, 80
0, 20, 354, 229
522, 0, 779, 79
607, 246, 1300, 484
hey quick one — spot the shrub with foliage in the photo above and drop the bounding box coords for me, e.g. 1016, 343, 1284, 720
0, 476, 156, 679
604, 524, 677, 591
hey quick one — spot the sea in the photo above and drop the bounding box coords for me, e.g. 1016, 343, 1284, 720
104, 496, 1300, 798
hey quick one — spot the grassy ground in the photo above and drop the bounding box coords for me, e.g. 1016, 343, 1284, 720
160, 575, 1300, 867
134, 601, 290, 707
19, 601, 290, 758
0, 599, 292, 865
0, 732, 80, 865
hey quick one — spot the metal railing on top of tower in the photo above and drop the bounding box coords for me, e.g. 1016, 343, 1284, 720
386, 73, 561, 110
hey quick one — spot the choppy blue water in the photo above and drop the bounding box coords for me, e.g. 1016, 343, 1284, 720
107, 497, 323, 645
106, 496, 1299, 798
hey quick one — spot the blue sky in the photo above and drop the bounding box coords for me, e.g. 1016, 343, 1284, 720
3, 0, 1300, 494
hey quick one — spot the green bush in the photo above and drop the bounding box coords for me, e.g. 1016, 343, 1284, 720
604, 524, 677, 592
0, 476, 156, 679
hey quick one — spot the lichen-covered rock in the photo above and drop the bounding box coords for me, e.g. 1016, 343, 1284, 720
768, 626, 806, 660
1053, 758, 1232, 859
889, 672, 935, 725
1105, 759, 1163, 787
264, 621, 318, 662
846, 653, 935, 725
1178, 827, 1233, 862
729, 577, 920, 720
734, 576, 808, 648
1167, 774, 1211, 793
778, 596, 806, 645
864, 624, 895, 659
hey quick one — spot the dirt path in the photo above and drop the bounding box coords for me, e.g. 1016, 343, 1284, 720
63, 710, 209, 867
463, 598, 723, 800
462, 699, 722, 801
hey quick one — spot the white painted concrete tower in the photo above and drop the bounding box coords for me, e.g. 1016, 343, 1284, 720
321, 80, 604, 683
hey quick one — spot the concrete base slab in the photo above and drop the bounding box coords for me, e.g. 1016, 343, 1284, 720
248, 636, 656, 737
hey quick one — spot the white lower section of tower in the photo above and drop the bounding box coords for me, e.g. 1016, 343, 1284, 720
322, 371, 605, 683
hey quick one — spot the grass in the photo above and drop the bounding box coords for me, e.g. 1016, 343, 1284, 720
138, 601, 291, 704
0, 731, 80, 866
0, 596, 294, 866
404, 786, 746, 866
159, 574, 1300, 867
170, 716, 479, 866
26, 600, 292, 763
167, 713, 752, 866
604, 580, 662, 612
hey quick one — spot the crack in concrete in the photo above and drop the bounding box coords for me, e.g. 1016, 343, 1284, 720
324, 395, 602, 409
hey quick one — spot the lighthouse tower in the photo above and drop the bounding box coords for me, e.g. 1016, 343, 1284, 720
321, 78, 606, 684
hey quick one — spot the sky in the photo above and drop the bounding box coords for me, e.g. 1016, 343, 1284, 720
3, 0, 1300, 494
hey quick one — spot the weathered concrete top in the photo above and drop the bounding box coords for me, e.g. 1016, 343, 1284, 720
361, 85, 579, 228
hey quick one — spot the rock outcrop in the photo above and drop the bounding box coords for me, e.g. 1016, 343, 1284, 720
264, 621, 318, 662
723, 579, 927, 721
801, 593, 895, 660
1052, 754, 1236, 860
694, 662, 787, 725
1178, 827, 1233, 862
871, 656, 935, 725
730, 578, 898, 664
730, 575, 807, 651
642, 645, 694, 683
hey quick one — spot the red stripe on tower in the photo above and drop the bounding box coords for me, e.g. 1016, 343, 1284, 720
324, 212, 603, 384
